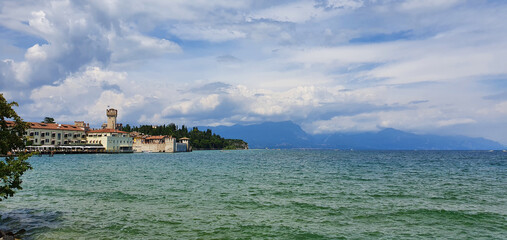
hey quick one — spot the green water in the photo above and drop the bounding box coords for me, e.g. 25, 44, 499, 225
1, 150, 506, 239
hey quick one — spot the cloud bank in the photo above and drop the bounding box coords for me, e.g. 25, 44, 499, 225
1, 0, 506, 144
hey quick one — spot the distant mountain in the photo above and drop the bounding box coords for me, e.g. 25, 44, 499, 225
314, 128, 505, 150
199, 121, 313, 149
199, 122, 505, 150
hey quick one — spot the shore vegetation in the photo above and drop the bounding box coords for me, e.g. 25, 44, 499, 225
0, 94, 32, 201
122, 124, 248, 150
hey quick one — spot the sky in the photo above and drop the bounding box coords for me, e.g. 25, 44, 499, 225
1, 0, 506, 145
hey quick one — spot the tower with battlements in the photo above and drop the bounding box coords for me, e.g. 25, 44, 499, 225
106, 108, 118, 130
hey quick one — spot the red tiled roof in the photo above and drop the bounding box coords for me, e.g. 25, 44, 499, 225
88, 128, 128, 134
145, 135, 171, 140
4, 120, 84, 131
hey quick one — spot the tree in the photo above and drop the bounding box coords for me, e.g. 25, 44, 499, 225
125, 123, 248, 150
0, 94, 32, 201
42, 117, 55, 123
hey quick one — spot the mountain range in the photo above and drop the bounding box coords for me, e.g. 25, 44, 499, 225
199, 121, 505, 150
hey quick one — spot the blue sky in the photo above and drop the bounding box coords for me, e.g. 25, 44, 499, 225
1, 0, 507, 144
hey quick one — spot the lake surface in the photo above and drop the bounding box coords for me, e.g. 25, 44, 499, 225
1, 150, 506, 239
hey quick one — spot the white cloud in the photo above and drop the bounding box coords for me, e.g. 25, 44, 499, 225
399, 0, 460, 11
287, 28, 507, 85
325, 0, 364, 9
1, 0, 507, 145
162, 94, 222, 116
0, 0, 181, 89
248, 0, 362, 23
28, 10, 56, 35
25, 44, 48, 61
310, 113, 380, 133
170, 25, 246, 42
437, 118, 477, 127
28, 67, 149, 123
109, 30, 181, 62
494, 101, 507, 114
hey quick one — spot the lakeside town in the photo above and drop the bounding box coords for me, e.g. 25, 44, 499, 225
6, 108, 199, 154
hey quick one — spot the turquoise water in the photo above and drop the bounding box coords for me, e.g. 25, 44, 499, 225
1, 150, 506, 239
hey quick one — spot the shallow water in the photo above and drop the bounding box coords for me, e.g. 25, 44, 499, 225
1, 150, 506, 239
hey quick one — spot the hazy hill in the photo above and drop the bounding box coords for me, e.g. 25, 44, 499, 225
199, 122, 505, 150
199, 121, 313, 149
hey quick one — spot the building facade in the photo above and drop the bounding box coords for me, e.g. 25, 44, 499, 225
177, 137, 190, 152
87, 129, 133, 152
87, 108, 133, 152
133, 135, 175, 153
24, 122, 86, 146
132, 135, 189, 153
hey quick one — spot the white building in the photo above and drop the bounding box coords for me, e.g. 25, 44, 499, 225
86, 108, 133, 153
87, 129, 133, 153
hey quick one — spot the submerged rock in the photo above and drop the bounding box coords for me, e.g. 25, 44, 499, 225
0, 229, 24, 240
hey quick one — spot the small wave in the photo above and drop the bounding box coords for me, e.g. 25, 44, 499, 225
290, 201, 341, 212
370, 193, 417, 198
354, 208, 506, 223
0, 208, 63, 239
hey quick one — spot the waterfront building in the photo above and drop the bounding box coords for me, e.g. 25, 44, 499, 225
132, 135, 175, 153
177, 137, 190, 152
87, 108, 133, 153
132, 134, 189, 153
87, 129, 133, 153
6, 121, 87, 146
4, 120, 98, 153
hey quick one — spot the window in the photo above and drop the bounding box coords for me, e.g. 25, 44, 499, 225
41, 133, 45, 137
35, 139, 38, 143
29, 132, 34, 136
45, 139, 49, 143
35, 132, 39, 136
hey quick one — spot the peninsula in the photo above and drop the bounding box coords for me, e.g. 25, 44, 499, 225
8, 108, 248, 154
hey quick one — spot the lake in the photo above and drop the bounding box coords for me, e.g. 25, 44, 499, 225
1, 150, 506, 239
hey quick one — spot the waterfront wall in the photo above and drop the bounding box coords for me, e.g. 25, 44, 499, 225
132, 137, 189, 153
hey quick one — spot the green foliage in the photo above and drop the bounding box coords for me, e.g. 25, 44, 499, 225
0, 153, 32, 200
223, 145, 237, 150
122, 124, 132, 132
0, 94, 32, 201
224, 139, 249, 150
42, 117, 55, 123
126, 124, 248, 150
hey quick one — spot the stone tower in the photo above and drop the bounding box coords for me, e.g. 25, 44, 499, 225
106, 108, 118, 130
